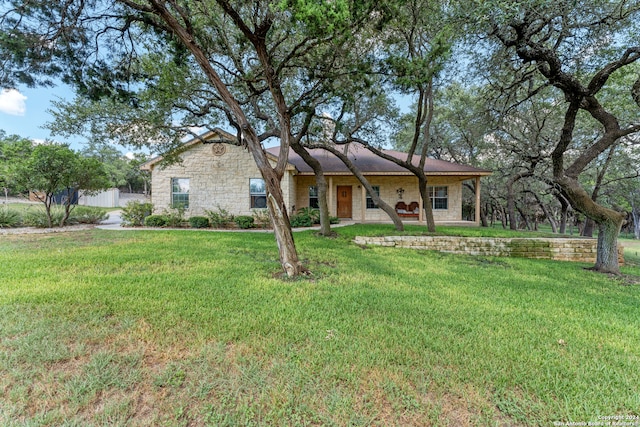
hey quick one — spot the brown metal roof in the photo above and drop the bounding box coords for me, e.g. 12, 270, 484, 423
266, 144, 492, 176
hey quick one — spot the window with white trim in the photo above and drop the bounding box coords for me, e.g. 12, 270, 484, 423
250, 178, 267, 208
171, 178, 190, 209
309, 186, 319, 208
366, 186, 380, 209
428, 186, 448, 210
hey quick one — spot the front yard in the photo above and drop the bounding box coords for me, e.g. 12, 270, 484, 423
1, 225, 639, 426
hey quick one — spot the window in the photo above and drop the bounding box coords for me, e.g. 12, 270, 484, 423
171, 178, 190, 208
428, 186, 448, 210
250, 178, 267, 208
309, 186, 319, 208
366, 186, 380, 209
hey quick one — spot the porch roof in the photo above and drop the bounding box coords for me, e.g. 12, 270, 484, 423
266, 144, 492, 176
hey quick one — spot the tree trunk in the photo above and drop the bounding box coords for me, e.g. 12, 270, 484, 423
481, 203, 489, 227
633, 209, 640, 239
532, 192, 557, 233
418, 175, 436, 232
557, 176, 624, 273
290, 142, 332, 236
265, 184, 307, 278
318, 144, 404, 231
595, 218, 623, 273
558, 196, 569, 234
498, 203, 507, 229
506, 181, 517, 230
516, 206, 530, 230
582, 218, 595, 238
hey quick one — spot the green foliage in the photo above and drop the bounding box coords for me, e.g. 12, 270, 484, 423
278, 0, 352, 34
188, 216, 210, 229
251, 209, 271, 229
234, 215, 255, 229
121, 201, 154, 226
144, 215, 168, 227
0, 131, 33, 196
0, 207, 22, 228
290, 212, 312, 227
206, 206, 234, 229
72, 206, 108, 224
23, 206, 68, 228
290, 207, 320, 227
162, 207, 185, 228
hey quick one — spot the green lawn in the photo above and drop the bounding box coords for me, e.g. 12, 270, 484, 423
1, 226, 639, 426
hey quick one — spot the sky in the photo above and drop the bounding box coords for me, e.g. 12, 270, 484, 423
1, 83, 416, 153
0, 85, 85, 148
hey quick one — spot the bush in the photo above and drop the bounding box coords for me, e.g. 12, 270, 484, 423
206, 206, 234, 228
163, 207, 186, 227
72, 206, 108, 224
122, 201, 154, 226
290, 213, 313, 227
144, 214, 168, 227
189, 216, 210, 229
298, 207, 320, 224
330, 216, 340, 224
290, 207, 321, 228
235, 215, 255, 229
252, 209, 271, 229
23, 206, 67, 228
0, 208, 21, 228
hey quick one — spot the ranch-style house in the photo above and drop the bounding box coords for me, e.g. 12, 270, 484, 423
141, 129, 492, 224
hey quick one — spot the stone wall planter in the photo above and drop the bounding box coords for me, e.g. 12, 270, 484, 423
353, 236, 625, 264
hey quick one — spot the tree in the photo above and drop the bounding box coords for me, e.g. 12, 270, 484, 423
0, 130, 33, 200
474, 1, 640, 273
2, 0, 384, 276
15, 144, 110, 227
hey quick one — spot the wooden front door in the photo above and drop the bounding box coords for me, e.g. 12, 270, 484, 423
336, 186, 352, 218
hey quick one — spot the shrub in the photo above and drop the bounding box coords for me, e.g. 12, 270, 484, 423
0, 208, 22, 228
189, 216, 210, 229
290, 213, 313, 227
298, 207, 320, 224
23, 206, 67, 228
144, 215, 168, 227
252, 209, 271, 229
72, 206, 108, 224
235, 215, 255, 229
206, 206, 234, 228
163, 207, 186, 227
122, 201, 154, 226
330, 216, 340, 224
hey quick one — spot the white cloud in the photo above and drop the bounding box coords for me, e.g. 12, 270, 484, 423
0, 89, 28, 116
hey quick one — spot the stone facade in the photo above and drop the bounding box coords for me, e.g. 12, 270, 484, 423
145, 137, 475, 223
149, 142, 293, 217
354, 235, 625, 264
293, 175, 464, 221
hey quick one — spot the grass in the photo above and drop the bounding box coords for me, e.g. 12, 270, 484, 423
0, 225, 639, 426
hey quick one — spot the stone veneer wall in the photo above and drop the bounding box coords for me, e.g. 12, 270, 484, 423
150, 142, 294, 217
353, 235, 625, 264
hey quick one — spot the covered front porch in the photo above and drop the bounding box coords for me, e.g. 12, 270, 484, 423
292, 174, 485, 226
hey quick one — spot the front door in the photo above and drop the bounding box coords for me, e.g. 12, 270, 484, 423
336, 186, 352, 218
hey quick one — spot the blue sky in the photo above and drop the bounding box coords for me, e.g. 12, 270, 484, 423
0, 84, 87, 148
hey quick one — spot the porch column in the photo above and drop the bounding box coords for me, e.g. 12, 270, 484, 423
416, 178, 424, 223
475, 176, 481, 225
361, 185, 366, 221
329, 176, 334, 216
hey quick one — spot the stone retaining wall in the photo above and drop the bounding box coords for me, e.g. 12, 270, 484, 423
353, 236, 625, 264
